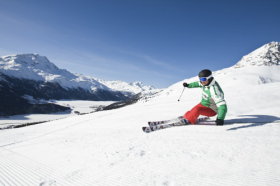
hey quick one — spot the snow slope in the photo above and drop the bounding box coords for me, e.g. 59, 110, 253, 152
1, 64, 280, 186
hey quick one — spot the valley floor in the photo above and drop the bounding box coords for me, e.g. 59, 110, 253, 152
0, 100, 115, 129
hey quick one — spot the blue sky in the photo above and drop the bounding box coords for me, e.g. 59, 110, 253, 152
0, 0, 279, 88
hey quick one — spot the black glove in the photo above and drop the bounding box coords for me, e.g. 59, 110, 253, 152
216, 119, 224, 126
183, 82, 189, 87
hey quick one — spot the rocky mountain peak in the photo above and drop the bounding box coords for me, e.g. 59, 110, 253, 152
234, 41, 280, 68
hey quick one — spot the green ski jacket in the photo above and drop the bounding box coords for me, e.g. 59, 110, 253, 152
188, 79, 227, 120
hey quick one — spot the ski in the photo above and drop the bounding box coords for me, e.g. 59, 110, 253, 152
148, 116, 183, 127
143, 121, 186, 133
148, 116, 210, 127
143, 117, 211, 133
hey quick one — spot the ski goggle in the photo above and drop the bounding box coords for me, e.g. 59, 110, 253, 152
199, 74, 212, 82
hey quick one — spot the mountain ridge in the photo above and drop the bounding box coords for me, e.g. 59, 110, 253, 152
0, 53, 157, 116
234, 41, 279, 68
0, 53, 156, 96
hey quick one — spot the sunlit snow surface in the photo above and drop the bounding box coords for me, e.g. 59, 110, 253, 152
1, 64, 280, 185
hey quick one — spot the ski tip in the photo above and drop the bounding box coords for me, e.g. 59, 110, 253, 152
142, 127, 151, 133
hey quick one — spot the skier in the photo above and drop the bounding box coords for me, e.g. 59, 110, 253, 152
183, 69, 227, 126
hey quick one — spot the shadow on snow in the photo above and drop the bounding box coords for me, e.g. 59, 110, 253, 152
226, 115, 280, 131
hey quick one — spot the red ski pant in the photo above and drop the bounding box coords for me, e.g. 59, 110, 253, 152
183, 103, 217, 124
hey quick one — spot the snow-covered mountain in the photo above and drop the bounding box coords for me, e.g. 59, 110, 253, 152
235, 41, 279, 67
95, 79, 156, 97
0, 53, 156, 96
0, 42, 280, 186
0, 53, 157, 116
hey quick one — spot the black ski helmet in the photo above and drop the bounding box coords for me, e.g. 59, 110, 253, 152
199, 69, 212, 78
198, 69, 213, 85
